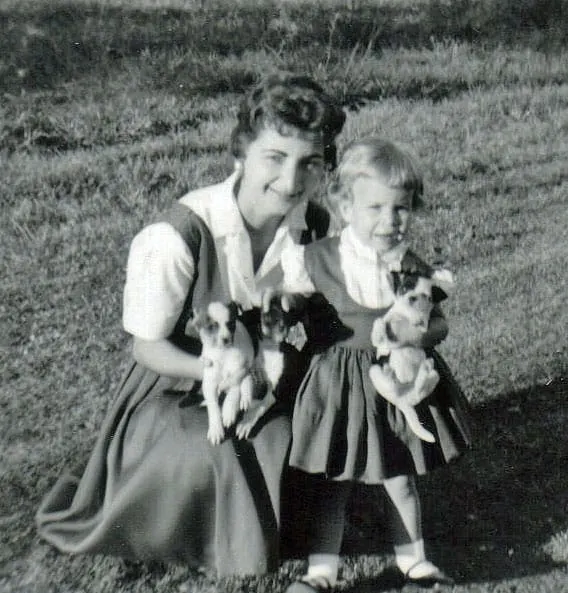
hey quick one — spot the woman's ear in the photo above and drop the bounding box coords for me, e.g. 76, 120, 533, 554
233, 159, 244, 179
338, 198, 353, 224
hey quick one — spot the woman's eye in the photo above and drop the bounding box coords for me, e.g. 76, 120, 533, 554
305, 160, 323, 171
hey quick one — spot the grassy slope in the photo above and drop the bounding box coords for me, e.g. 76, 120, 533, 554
1, 1, 568, 592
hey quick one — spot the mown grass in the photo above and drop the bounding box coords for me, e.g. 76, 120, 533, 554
1, 0, 568, 592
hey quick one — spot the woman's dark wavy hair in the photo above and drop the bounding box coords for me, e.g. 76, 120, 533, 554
230, 72, 346, 170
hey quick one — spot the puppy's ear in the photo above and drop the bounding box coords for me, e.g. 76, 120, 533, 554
391, 272, 402, 296
431, 286, 448, 303
431, 268, 454, 302
188, 309, 206, 330
227, 301, 242, 321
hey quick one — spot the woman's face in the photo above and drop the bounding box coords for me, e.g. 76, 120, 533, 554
235, 126, 325, 225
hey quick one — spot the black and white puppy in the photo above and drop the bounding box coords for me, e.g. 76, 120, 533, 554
190, 302, 254, 445
369, 269, 453, 443
235, 291, 306, 439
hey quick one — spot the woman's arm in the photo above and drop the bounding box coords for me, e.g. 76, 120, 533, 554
132, 337, 206, 380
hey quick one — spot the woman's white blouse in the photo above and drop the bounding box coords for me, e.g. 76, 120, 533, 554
282, 225, 408, 310
123, 171, 311, 340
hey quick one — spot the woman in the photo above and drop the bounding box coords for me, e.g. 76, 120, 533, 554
36, 72, 346, 576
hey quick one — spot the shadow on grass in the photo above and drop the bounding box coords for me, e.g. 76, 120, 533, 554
343, 378, 568, 588
1, 0, 567, 94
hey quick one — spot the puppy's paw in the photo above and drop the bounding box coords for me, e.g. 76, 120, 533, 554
239, 374, 254, 411
207, 420, 225, 445
413, 359, 439, 402
221, 388, 241, 428
392, 363, 416, 385
236, 404, 263, 440
369, 365, 399, 401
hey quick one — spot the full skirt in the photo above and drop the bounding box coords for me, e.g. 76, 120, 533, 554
36, 361, 291, 576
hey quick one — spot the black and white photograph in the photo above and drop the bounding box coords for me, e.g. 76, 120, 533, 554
1, 1, 567, 592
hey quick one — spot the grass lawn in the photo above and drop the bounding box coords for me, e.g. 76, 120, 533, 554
1, 0, 567, 591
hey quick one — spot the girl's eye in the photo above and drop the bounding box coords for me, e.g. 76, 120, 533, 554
267, 154, 284, 164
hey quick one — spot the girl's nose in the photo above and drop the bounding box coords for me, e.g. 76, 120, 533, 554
381, 207, 399, 228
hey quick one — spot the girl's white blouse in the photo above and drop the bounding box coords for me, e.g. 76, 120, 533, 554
282, 226, 407, 310
123, 172, 310, 340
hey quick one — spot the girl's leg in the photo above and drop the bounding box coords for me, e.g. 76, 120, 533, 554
383, 475, 447, 579
286, 473, 351, 590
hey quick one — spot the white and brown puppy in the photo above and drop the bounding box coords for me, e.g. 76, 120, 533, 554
190, 302, 255, 445
369, 270, 453, 443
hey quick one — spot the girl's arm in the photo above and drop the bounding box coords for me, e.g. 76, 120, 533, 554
132, 337, 206, 380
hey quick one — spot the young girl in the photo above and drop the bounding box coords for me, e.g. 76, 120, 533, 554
281, 138, 472, 592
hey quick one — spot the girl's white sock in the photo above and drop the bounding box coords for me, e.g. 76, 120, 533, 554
394, 538, 426, 574
306, 553, 340, 586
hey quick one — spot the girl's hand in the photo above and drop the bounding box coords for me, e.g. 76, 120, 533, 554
421, 315, 448, 349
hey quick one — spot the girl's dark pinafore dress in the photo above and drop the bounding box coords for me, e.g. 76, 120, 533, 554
289, 237, 473, 484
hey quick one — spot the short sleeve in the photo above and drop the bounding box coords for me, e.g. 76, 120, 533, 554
281, 242, 316, 294
123, 222, 195, 340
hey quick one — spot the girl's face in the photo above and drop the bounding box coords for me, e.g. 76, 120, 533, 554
235, 126, 325, 225
340, 174, 412, 255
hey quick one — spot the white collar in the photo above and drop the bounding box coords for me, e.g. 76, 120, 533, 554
340, 225, 408, 270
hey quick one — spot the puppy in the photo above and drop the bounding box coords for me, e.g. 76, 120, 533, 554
369, 270, 452, 443
236, 291, 307, 439
190, 302, 255, 445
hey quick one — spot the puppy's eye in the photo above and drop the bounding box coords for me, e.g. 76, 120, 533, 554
408, 295, 418, 304
207, 321, 218, 332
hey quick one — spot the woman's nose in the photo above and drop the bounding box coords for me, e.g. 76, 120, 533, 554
278, 162, 303, 196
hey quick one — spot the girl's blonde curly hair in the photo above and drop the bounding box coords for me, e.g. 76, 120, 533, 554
326, 137, 424, 231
